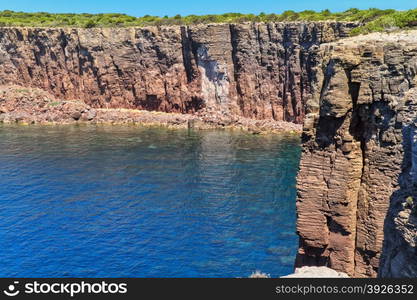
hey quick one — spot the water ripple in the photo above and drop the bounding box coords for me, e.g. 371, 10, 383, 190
0, 124, 300, 278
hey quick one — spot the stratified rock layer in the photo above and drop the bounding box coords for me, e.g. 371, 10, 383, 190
296, 31, 417, 277
0, 22, 356, 123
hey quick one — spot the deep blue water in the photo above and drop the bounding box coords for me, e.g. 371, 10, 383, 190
0, 125, 301, 278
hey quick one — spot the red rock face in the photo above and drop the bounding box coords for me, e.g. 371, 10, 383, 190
296, 32, 417, 278
0, 22, 356, 123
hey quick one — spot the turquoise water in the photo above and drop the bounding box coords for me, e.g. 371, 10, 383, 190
0, 125, 301, 278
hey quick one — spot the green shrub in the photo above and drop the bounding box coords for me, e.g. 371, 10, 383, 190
83, 20, 97, 28
0, 8, 415, 34
48, 101, 61, 107
394, 9, 417, 27
406, 196, 414, 208
403, 195, 417, 216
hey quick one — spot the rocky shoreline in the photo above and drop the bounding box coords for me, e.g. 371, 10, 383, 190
0, 85, 301, 134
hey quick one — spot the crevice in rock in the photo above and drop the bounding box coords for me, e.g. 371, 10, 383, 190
229, 24, 243, 98
59, 30, 68, 64
315, 116, 345, 148
326, 215, 351, 236
345, 69, 368, 276
295, 240, 330, 268
180, 26, 195, 83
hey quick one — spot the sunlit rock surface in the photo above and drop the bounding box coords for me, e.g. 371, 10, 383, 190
0, 22, 356, 123
296, 30, 417, 278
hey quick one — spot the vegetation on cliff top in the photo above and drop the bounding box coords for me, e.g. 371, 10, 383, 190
0, 8, 416, 35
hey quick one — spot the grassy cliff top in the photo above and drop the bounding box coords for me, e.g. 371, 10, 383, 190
0, 8, 416, 35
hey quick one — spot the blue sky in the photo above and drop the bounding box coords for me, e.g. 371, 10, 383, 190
0, 0, 416, 17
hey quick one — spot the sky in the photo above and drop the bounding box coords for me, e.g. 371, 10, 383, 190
0, 0, 416, 17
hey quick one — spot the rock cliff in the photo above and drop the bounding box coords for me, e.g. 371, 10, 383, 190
296, 31, 417, 277
0, 22, 356, 123
4, 21, 417, 278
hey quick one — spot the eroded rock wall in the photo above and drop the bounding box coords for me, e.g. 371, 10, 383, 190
378, 88, 417, 278
296, 31, 417, 277
0, 22, 356, 123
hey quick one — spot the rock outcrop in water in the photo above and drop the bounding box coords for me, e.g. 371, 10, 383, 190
296, 31, 417, 278
0, 22, 356, 124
